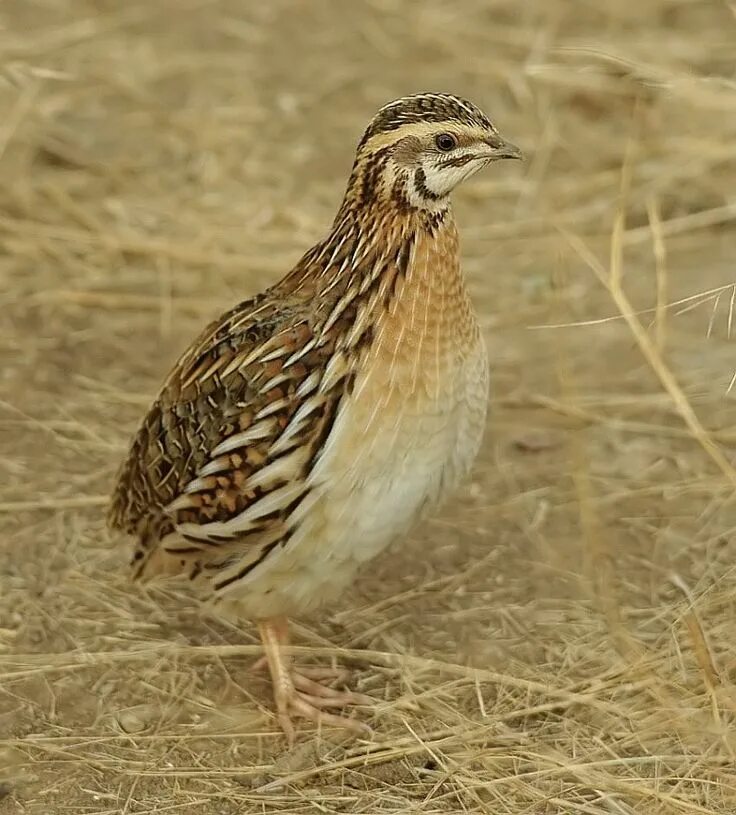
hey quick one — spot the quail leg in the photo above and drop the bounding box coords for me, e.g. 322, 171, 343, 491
257, 616, 372, 744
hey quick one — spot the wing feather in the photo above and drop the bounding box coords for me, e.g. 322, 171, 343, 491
107, 288, 357, 579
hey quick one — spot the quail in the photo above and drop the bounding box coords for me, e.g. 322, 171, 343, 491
109, 93, 522, 741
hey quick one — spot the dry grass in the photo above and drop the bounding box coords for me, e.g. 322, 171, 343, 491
2, 1, 736, 813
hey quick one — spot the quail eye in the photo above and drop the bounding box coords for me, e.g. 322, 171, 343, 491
435, 133, 457, 151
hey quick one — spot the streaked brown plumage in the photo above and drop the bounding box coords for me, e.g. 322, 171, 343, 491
109, 93, 522, 741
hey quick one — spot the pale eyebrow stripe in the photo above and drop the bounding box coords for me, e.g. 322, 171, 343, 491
363, 122, 489, 151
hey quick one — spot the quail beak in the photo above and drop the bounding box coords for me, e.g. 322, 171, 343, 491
483, 135, 523, 161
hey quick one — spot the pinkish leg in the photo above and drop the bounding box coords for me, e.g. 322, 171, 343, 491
256, 616, 372, 745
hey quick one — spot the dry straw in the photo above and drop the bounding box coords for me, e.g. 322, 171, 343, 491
1, 1, 735, 813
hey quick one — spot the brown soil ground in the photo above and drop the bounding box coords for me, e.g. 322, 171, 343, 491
2, 1, 736, 813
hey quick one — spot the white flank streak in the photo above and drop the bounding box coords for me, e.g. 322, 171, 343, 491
198, 355, 229, 384
258, 372, 290, 394
254, 397, 290, 421
319, 351, 348, 394
283, 395, 324, 432
210, 419, 276, 456
243, 447, 307, 490
197, 457, 230, 478
320, 288, 355, 336
259, 346, 290, 364
350, 235, 365, 266
388, 266, 402, 316
175, 520, 237, 541
345, 302, 371, 348
311, 231, 342, 270
183, 475, 216, 494
411, 238, 432, 393
220, 343, 271, 378
327, 232, 349, 264
375, 269, 391, 304
404, 234, 415, 282
316, 230, 349, 276
268, 396, 323, 456
219, 357, 243, 379
282, 337, 317, 367
267, 423, 303, 457
322, 253, 355, 296
354, 241, 373, 267
358, 258, 382, 294
222, 483, 305, 534
295, 369, 321, 398
285, 487, 322, 529
165, 494, 200, 513
228, 302, 271, 333
321, 270, 346, 297
311, 401, 344, 473
177, 482, 305, 540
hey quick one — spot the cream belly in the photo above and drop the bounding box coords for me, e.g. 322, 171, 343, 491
320, 333, 489, 566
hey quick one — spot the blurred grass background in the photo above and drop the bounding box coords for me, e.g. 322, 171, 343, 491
1, 1, 736, 813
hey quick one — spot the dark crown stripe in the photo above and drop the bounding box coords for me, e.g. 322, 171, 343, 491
359, 93, 493, 147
